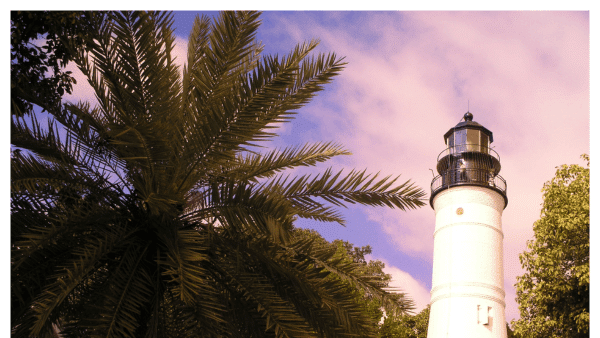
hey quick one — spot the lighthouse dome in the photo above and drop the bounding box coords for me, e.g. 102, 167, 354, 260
443, 112, 494, 150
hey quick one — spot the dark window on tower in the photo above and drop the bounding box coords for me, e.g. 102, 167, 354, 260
454, 130, 466, 152
447, 134, 454, 148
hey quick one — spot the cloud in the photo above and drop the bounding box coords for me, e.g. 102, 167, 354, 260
378, 258, 431, 313
172, 35, 188, 74
62, 60, 97, 106
366, 208, 434, 259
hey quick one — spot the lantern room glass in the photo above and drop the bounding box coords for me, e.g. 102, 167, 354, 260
455, 130, 466, 152
480, 133, 489, 153
446, 129, 490, 154
466, 129, 479, 152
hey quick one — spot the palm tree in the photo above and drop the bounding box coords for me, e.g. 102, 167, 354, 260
11, 11, 426, 337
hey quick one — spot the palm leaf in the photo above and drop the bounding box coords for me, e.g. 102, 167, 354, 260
99, 242, 153, 337
225, 142, 351, 182
255, 168, 425, 225
27, 234, 118, 336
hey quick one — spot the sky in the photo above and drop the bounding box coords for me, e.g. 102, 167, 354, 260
15, 9, 591, 325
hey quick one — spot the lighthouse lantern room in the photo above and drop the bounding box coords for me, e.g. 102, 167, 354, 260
430, 112, 507, 207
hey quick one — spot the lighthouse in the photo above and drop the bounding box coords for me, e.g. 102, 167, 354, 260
427, 112, 508, 338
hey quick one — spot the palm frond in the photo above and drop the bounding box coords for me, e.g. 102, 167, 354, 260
256, 168, 426, 225
158, 228, 220, 306
177, 38, 345, 193
84, 12, 181, 179
182, 179, 297, 245
225, 142, 351, 182
98, 242, 153, 337
27, 234, 117, 336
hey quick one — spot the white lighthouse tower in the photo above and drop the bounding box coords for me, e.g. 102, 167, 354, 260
427, 112, 508, 338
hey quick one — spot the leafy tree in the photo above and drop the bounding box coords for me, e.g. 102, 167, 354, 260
11, 11, 104, 116
379, 305, 429, 338
11, 11, 426, 337
512, 154, 589, 338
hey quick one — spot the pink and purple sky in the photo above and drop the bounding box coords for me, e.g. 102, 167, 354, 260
55, 10, 590, 324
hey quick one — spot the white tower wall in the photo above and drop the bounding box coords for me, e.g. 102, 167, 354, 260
427, 186, 507, 338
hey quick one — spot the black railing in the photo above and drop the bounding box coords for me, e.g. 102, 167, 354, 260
436, 144, 502, 176
430, 168, 507, 206
437, 144, 500, 164
431, 144, 507, 207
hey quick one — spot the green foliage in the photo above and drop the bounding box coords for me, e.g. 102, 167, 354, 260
379, 305, 429, 338
512, 154, 589, 338
11, 11, 426, 337
10, 11, 105, 116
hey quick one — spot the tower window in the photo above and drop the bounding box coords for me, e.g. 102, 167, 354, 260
466, 129, 480, 151
446, 134, 454, 148
481, 133, 489, 152
454, 130, 466, 152
477, 305, 491, 325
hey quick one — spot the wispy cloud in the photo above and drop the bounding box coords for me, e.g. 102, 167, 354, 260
378, 258, 431, 313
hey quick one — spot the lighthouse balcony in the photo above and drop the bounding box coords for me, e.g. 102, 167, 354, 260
430, 168, 507, 206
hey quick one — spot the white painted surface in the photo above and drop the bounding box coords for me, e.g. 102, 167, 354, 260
427, 186, 507, 338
